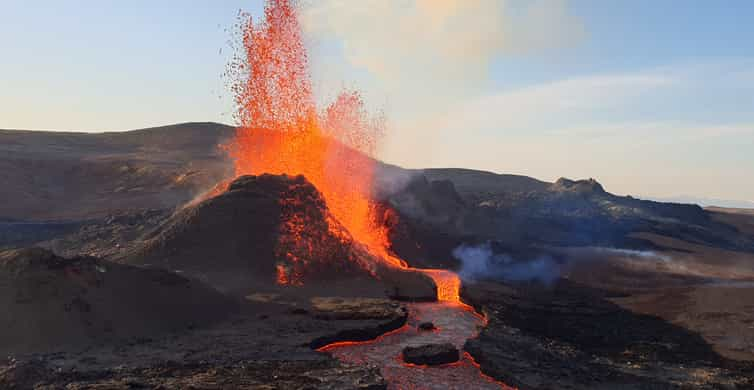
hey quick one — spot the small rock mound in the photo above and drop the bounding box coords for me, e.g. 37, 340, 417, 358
311, 297, 404, 321
402, 343, 459, 366
0, 248, 235, 355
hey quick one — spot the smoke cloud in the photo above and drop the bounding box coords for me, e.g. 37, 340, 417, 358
452, 243, 560, 284
373, 164, 421, 200
300, 0, 586, 130
452, 244, 680, 285
301, 1, 584, 95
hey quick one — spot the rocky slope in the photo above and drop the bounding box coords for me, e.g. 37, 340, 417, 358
382, 172, 754, 270
462, 280, 754, 389
0, 247, 235, 355
0, 293, 407, 390
0, 122, 234, 221
126, 174, 435, 299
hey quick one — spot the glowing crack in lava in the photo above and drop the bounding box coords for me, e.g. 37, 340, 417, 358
227, 0, 511, 388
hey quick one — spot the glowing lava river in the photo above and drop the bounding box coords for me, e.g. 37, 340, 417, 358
318, 270, 512, 389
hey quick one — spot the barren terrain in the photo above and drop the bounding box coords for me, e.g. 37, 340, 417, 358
2, 123, 753, 389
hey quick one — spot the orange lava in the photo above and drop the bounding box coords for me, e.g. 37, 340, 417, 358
226, 0, 470, 305
275, 264, 290, 285
420, 269, 461, 302
227, 0, 474, 304
227, 0, 404, 284
318, 302, 512, 389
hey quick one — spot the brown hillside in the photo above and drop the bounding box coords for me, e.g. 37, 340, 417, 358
0, 247, 235, 355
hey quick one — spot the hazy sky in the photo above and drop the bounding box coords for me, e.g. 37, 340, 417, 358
1, 1, 753, 203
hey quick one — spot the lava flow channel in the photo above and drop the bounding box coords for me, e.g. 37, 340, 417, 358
227, 1, 512, 388
319, 270, 512, 390
319, 302, 503, 390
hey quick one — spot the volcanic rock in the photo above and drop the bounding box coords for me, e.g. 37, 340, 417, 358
0, 123, 234, 221
381, 267, 437, 301
127, 174, 370, 293
0, 247, 235, 355
309, 297, 408, 349
126, 174, 436, 299
384, 174, 464, 227
551, 177, 606, 195
402, 343, 460, 366
311, 297, 404, 321
418, 322, 435, 331
461, 280, 754, 389
0, 358, 388, 390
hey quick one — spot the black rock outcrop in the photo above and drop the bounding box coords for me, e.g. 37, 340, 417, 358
402, 343, 459, 365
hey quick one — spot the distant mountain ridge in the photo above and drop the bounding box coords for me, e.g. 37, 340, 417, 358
2, 122, 753, 259
383, 171, 754, 265
645, 195, 754, 210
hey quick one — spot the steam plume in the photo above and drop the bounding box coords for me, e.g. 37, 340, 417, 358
452, 243, 560, 284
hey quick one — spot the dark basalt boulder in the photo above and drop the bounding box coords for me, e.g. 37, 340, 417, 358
402, 343, 459, 366
418, 322, 436, 331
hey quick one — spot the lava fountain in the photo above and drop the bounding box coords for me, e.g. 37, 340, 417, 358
225, 0, 402, 282
227, 0, 510, 388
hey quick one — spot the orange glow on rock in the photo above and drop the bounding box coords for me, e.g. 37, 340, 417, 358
226, 0, 478, 305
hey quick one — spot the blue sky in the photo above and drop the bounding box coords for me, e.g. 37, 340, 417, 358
1, 1, 753, 203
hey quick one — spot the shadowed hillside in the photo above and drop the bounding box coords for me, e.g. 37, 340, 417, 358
0, 122, 234, 221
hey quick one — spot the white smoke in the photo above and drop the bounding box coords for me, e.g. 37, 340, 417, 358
583, 247, 672, 262
300, 1, 586, 166
557, 246, 674, 267
452, 243, 560, 284
301, 0, 584, 104
373, 164, 420, 200
452, 244, 680, 285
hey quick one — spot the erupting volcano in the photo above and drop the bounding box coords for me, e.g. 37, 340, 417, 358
226, 0, 509, 388
226, 0, 405, 285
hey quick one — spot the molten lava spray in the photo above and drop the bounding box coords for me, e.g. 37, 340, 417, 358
227, 0, 406, 285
